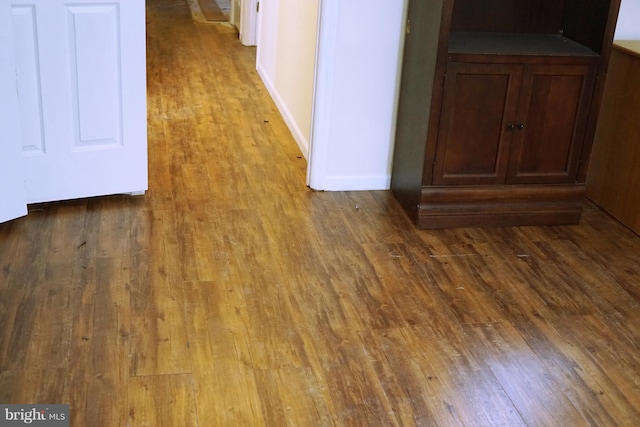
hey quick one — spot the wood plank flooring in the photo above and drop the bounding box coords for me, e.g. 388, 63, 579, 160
2, 0, 640, 425
196, 0, 226, 22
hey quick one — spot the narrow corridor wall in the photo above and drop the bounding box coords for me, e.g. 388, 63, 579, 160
256, 0, 319, 158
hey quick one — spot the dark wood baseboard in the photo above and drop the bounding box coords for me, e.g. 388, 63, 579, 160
414, 184, 585, 229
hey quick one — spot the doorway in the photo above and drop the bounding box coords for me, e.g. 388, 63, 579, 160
187, 0, 257, 46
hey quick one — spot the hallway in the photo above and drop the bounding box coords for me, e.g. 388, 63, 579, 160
1, 0, 640, 425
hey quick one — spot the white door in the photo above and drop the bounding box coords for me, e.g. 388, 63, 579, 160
12, 0, 147, 204
240, 0, 258, 46
0, 0, 27, 223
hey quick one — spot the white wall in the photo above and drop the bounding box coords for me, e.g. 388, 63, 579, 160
260, 0, 636, 192
308, 0, 407, 190
615, 0, 640, 39
256, 0, 406, 190
256, 0, 318, 158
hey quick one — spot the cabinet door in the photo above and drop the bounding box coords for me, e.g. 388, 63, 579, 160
507, 64, 596, 184
432, 62, 522, 185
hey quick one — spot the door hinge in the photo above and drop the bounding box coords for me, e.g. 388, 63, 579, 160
406, 19, 411, 34
257, 1, 260, 12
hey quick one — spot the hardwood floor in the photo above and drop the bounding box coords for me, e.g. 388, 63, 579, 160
2, 0, 640, 425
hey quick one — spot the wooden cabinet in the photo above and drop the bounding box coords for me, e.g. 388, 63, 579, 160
391, 0, 621, 229
506, 63, 596, 185
586, 41, 640, 235
434, 62, 520, 186
434, 62, 596, 186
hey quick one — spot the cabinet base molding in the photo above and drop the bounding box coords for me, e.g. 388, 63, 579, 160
414, 185, 585, 229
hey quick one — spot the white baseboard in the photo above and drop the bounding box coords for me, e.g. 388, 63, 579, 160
319, 174, 391, 191
256, 64, 310, 159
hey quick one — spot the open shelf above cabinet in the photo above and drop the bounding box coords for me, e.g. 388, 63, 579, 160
448, 32, 600, 58
451, 0, 615, 55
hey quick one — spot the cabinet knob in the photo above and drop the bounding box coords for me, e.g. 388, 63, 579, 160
506, 123, 525, 131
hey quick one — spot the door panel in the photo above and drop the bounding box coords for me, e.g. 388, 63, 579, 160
507, 64, 596, 184
12, 5, 45, 156
0, 0, 27, 223
11, 0, 147, 203
433, 62, 521, 185
239, 0, 257, 46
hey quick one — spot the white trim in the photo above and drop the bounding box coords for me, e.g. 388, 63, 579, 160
256, 63, 310, 158
306, 0, 338, 190
320, 174, 391, 191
